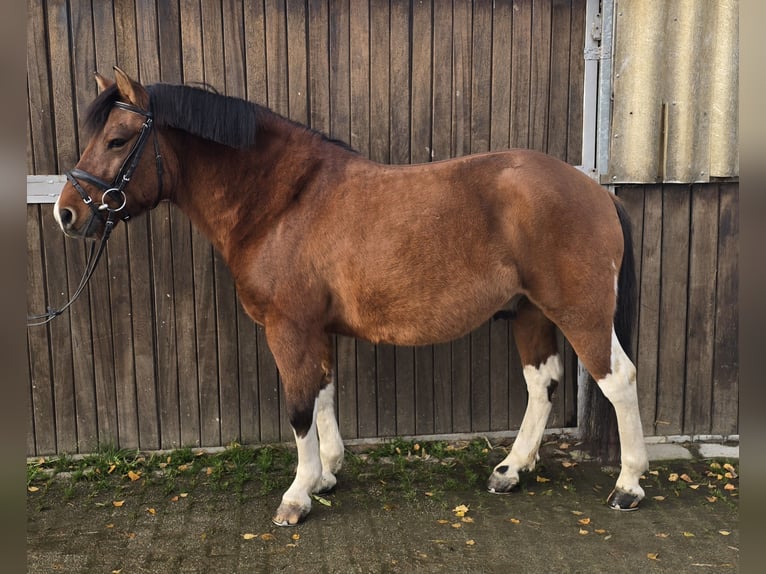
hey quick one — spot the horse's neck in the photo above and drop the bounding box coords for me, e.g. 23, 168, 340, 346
167, 121, 329, 260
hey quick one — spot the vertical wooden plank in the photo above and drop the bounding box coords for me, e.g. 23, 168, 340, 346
357, 343, 378, 438
567, 0, 586, 164
27, 205, 56, 454
244, 0, 268, 105
490, 0, 512, 151
27, 0, 56, 173
376, 344, 397, 437
452, 0, 471, 157
265, 0, 289, 116
336, 335, 357, 438
510, 0, 532, 148
47, 0, 78, 170
369, 0, 389, 163
656, 185, 690, 435
389, 0, 409, 164
431, 0, 452, 161
349, 0, 369, 154
158, 0, 182, 82
684, 185, 719, 435
489, 319, 510, 432
712, 184, 738, 434
636, 185, 661, 435
547, 0, 572, 161
308, 0, 330, 133
410, 0, 431, 162
529, 0, 552, 152
286, 0, 309, 124
114, 0, 140, 75
470, 0, 491, 154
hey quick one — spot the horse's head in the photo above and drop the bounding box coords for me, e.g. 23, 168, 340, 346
54, 67, 165, 239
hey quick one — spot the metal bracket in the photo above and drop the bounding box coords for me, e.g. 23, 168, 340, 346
591, 12, 602, 42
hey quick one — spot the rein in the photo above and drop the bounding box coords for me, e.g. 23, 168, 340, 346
27, 101, 163, 327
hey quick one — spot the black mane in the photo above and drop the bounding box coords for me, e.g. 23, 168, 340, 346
83, 82, 356, 152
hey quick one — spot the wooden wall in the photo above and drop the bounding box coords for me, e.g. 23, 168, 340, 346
26, 0, 587, 455
617, 183, 739, 438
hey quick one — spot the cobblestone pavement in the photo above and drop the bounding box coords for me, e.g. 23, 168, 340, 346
27, 441, 739, 573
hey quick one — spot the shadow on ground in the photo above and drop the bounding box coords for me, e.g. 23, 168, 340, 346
27, 438, 738, 573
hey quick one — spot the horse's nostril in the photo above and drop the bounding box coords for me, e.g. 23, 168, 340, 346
59, 207, 74, 228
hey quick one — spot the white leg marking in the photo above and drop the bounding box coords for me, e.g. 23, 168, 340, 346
489, 354, 562, 492
275, 401, 322, 524
315, 382, 344, 492
598, 329, 649, 498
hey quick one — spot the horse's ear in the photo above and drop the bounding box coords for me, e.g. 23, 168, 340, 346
94, 72, 113, 94
113, 66, 149, 109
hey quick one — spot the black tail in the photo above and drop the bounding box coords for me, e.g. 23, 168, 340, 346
580, 197, 637, 464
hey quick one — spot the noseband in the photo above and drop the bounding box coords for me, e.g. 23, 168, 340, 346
66, 100, 164, 236
28, 101, 164, 327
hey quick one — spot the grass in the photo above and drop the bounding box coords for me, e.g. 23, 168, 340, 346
27, 438, 739, 514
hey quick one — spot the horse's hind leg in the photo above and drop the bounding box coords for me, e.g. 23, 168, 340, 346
488, 301, 562, 493
314, 376, 344, 493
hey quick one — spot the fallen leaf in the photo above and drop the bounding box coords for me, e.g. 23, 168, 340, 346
710, 462, 721, 470
647, 553, 660, 561
170, 496, 179, 502
112, 500, 125, 507
578, 529, 589, 535
536, 475, 551, 483
292, 533, 300, 541
571, 510, 584, 516
436, 519, 450, 525
668, 473, 679, 482
683, 531, 695, 537
112, 570, 122, 574
107, 464, 117, 474
724, 472, 735, 479
594, 529, 607, 534
27, 486, 39, 493
724, 483, 737, 491
453, 504, 470, 517
680, 473, 693, 483
653, 496, 665, 501
206, 467, 213, 476
127, 470, 141, 482
466, 539, 476, 546
180, 492, 189, 498
561, 461, 577, 468
723, 463, 737, 474
461, 516, 474, 523
146, 508, 156, 515
159, 462, 168, 469
286, 543, 297, 548
719, 530, 731, 536
105, 524, 114, 529
312, 494, 332, 506
178, 464, 189, 472
261, 533, 276, 541
706, 496, 718, 503
451, 523, 462, 529
689, 484, 700, 490
242, 533, 258, 540
655, 533, 670, 538
424, 492, 434, 497
649, 470, 659, 476
578, 518, 591, 525
509, 518, 521, 524
559, 442, 570, 449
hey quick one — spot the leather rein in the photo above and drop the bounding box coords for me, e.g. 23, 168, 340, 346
27, 101, 163, 326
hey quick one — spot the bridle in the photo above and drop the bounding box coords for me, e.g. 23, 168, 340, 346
27, 101, 164, 326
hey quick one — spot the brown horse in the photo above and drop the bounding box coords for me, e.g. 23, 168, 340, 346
54, 67, 649, 526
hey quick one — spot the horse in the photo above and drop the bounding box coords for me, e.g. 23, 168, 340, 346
53, 67, 649, 526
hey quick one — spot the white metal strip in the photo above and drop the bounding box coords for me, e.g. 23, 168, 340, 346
27, 175, 66, 204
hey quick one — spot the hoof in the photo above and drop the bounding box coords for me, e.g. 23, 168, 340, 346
607, 488, 643, 511
272, 500, 310, 526
487, 466, 520, 494
313, 472, 337, 495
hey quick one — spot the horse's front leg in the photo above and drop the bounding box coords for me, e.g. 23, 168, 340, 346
265, 319, 334, 526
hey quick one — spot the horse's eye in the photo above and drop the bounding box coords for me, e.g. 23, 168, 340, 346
108, 138, 127, 149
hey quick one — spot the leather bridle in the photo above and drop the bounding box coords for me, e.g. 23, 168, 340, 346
28, 101, 164, 326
